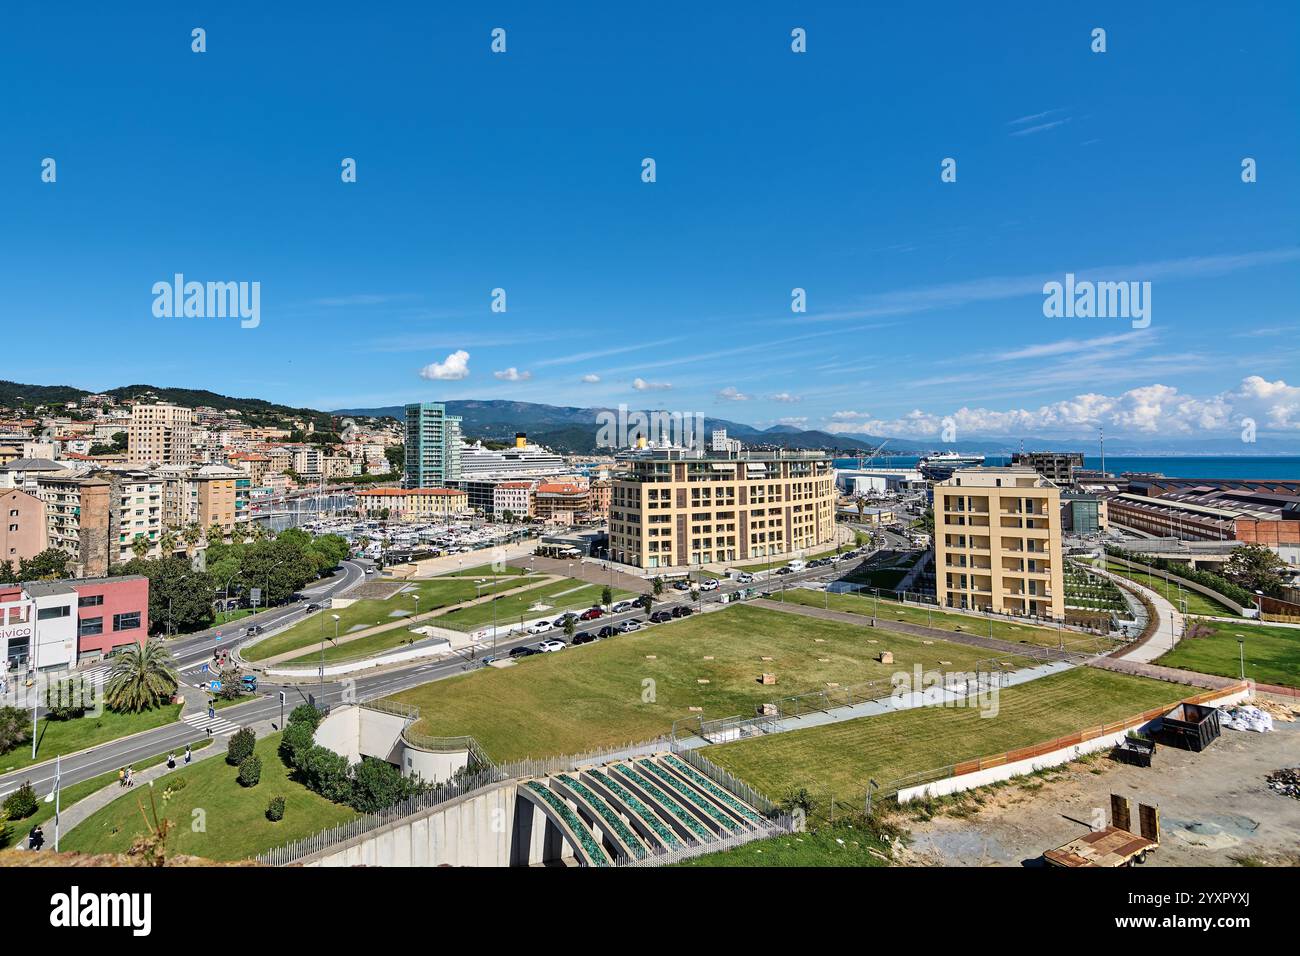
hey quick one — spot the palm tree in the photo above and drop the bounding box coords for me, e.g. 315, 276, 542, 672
105, 638, 179, 713
159, 530, 178, 556
130, 535, 151, 560
182, 523, 202, 554
206, 523, 225, 545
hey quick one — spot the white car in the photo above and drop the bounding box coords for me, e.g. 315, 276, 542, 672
527, 620, 553, 635
734, 572, 755, 584
537, 640, 566, 653
699, 579, 720, 591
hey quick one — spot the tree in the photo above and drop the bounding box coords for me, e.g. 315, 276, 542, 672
182, 523, 203, 554
17, 548, 71, 581
206, 523, 225, 545
104, 638, 178, 712
652, 576, 664, 597
0, 706, 32, 755
501, 509, 515, 524
384, 445, 405, 474
601, 585, 613, 608
563, 616, 576, 641
115, 556, 216, 634
2, 782, 38, 820
288, 703, 322, 730
227, 727, 256, 766
298, 746, 352, 803
1223, 544, 1287, 596
215, 666, 246, 701
130, 534, 151, 560
266, 796, 286, 821
637, 593, 653, 612
0, 560, 16, 584
159, 530, 178, 556
237, 754, 262, 787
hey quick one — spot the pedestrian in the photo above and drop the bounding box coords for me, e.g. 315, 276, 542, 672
29, 825, 44, 851
124, 766, 133, 787
206, 726, 212, 737
166, 752, 176, 770
184, 743, 192, 764
118, 767, 125, 787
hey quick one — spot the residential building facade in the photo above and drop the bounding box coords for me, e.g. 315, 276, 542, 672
933, 467, 1065, 620
127, 403, 194, 466
404, 403, 463, 488
356, 487, 469, 521
0, 488, 47, 565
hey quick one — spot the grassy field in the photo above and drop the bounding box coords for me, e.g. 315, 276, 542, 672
435, 578, 634, 632
60, 733, 357, 861
775, 588, 1119, 652
675, 826, 890, 867
1, 740, 214, 848
244, 575, 538, 661
394, 603, 995, 761
1105, 562, 1237, 617
705, 668, 1194, 819
0, 704, 182, 776
1157, 618, 1300, 688
435, 563, 531, 577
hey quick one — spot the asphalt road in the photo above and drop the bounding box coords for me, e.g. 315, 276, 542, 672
0, 542, 896, 800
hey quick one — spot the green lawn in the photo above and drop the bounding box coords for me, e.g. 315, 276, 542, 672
281, 623, 435, 665
433, 563, 531, 577
244, 575, 538, 661
1, 741, 213, 849
675, 826, 891, 867
1105, 562, 1237, 617
706, 668, 1194, 820
776, 588, 1119, 653
60, 733, 357, 861
394, 603, 998, 762
0, 704, 182, 776
1157, 618, 1300, 689
435, 578, 634, 632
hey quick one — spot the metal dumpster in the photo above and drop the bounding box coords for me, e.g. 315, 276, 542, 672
1113, 735, 1155, 767
1155, 702, 1221, 752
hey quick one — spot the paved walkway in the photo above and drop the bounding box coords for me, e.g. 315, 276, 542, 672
1097, 567, 1185, 664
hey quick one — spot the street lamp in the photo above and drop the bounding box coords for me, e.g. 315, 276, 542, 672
322, 613, 339, 705
1236, 634, 1245, 681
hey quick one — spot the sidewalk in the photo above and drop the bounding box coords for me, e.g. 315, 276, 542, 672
1097, 568, 1186, 664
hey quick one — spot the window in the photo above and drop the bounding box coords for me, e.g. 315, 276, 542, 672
37, 605, 71, 620
78, 594, 104, 608
113, 611, 142, 632
79, 617, 104, 637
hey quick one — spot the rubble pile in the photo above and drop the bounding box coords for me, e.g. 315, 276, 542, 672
1218, 704, 1274, 733
1264, 768, 1300, 800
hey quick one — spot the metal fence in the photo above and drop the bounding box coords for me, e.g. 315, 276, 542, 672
672, 747, 780, 816
613, 815, 796, 867
255, 765, 504, 867
495, 736, 674, 782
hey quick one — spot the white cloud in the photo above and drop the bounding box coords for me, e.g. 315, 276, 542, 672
493, 367, 532, 382
717, 386, 749, 401
769, 392, 801, 403
418, 350, 470, 381
632, 377, 672, 391
823, 376, 1300, 438
581, 373, 601, 384
776, 417, 808, 427
831, 410, 869, 420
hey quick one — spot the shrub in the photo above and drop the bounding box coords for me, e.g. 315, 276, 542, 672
297, 746, 352, 803
266, 795, 286, 822
279, 721, 316, 767
0, 811, 11, 848
0, 706, 32, 756
237, 754, 262, 788
2, 781, 38, 820
287, 703, 322, 730
349, 757, 417, 813
226, 727, 256, 766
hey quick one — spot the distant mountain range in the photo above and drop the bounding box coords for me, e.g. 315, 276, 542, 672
4, 380, 1298, 455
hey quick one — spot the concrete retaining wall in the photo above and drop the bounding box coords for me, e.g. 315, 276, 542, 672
896, 684, 1251, 803
1107, 554, 1247, 616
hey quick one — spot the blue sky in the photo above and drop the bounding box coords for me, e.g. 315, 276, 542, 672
3, 2, 1297, 444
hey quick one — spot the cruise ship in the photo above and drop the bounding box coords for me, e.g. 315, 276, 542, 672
458, 433, 566, 478
918, 450, 986, 481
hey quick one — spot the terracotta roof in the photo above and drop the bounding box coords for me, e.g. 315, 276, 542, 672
536, 483, 586, 495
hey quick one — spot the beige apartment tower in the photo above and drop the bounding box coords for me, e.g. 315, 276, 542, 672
609, 448, 836, 569
933, 467, 1064, 620
128, 403, 194, 466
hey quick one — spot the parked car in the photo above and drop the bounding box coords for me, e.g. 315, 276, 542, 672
509, 644, 540, 658
672, 581, 691, 591
650, 610, 673, 623
619, 619, 644, 633
671, 605, 693, 618
596, 625, 619, 638
699, 579, 719, 591
612, 601, 635, 613
537, 640, 566, 653
527, 620, 553, 634
579, 607, 603, 621
552, 612, 579, 627
735, 572, 755, 584
572, 632, 597, 645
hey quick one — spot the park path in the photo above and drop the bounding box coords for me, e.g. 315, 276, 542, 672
245, 574, 564, 667
1094, 567, 1186, 664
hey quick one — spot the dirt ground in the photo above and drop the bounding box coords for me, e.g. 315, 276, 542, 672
899, 716, 1300, 867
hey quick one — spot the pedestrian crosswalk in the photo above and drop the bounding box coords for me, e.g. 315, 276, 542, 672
182, 711, 242, 737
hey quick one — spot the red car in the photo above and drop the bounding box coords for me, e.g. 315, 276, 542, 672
579, 607, 604, 621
